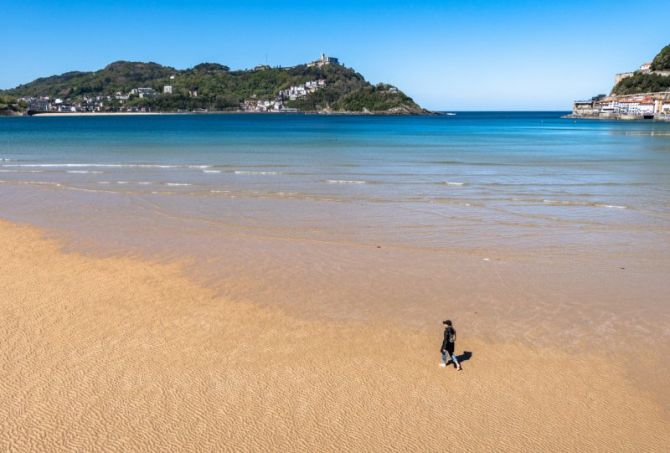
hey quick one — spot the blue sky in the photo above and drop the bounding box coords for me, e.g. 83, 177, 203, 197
1, 0, 668, 110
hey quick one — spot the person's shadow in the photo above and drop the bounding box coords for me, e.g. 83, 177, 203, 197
456, 351, 473, 364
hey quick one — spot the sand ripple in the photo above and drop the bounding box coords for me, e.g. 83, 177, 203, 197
1, 220, 668, 452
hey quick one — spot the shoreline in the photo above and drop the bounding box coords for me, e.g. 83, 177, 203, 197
564, 113, 670, 122
2, 217, 669, 451
22, 109, 436, 118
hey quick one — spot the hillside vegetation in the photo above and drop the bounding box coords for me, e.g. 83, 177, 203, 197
2, 60, 425, 114
612, 73, 670, 95
611, 43, 670, 95
650, 44, 670, 71
0, 95, 24, 116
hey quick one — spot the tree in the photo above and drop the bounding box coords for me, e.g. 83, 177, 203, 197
650, 44, 670, 71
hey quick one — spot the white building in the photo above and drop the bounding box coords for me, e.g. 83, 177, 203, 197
307, 53, 340, 68
279, 80, 326, 100
130, 87, 158, 98
163, 85, 173, 94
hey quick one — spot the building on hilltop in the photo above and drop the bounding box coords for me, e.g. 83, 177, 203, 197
615, 61, 667, 84
307, 53, 340, 68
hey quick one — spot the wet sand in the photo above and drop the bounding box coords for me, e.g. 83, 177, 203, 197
1, 219, 669, 452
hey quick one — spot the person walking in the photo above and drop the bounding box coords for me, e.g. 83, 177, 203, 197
440, 320, 461, 370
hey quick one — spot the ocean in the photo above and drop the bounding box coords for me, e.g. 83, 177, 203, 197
1, 112, 669, 251
1, 112, 669, 343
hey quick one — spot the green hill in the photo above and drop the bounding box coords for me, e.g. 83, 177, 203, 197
1, 60, 426, 114
612, 43, 670, 95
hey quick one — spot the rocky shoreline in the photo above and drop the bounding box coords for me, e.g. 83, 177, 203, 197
564, 112, 670, 122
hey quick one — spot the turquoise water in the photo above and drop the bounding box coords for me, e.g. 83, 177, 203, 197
1, 112, 670, 252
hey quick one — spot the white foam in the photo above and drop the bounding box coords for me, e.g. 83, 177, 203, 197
137, 181, 152, 185
234, 170, 280, 175
542, 199, 627, 209
326, 179, 366, 184
67, 187, 118, 194
1, 163, 179, 169
166, 183, 191, 186
67, 170, 103, 174
203, 170, 221, 174
26, 181, 62, 187
188, 165, 211, 169
444, 181, 465, 186
98, 181, 111, 185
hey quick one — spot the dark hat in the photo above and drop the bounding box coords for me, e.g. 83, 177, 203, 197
443, 319, 452, 326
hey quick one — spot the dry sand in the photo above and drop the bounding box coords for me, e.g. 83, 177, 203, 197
1, 219, 668, 452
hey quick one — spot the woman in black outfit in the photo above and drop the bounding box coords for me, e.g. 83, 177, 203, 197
440, 320, 462, 370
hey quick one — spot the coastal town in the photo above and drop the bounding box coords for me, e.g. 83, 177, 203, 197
570, 61, 670, 121
20, 54, 341, 115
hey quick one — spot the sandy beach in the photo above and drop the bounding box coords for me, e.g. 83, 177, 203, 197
1, 219, 668, 452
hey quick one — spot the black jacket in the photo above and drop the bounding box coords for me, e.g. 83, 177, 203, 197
441, 326, 456, 351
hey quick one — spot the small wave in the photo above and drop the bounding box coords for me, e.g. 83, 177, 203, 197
326, 179, 366, 185
67, 187, 118, 194
137, 181, 152, 185
2, 163, 180, 169
166, 183, 191, 186
234, 170, 280, 175
188, 165, 211, 169
67, 170, 103, 174
542, 199, 627, 209
116, 181, 129, 185
98, 181, 111, 185
0, 169, 43, 173
25, 181, 62, 187
203, 170, 221, 174
443, 181, 465, 186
